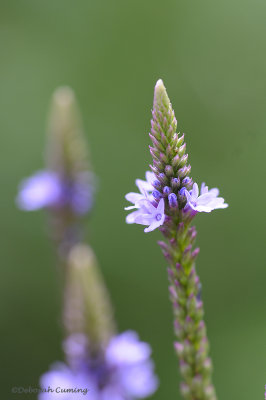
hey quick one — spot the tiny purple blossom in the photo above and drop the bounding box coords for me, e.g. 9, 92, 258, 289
125, 171, 155, 210
125, 172, 165, 232
126, 198, 165, 233
39, 331, 158, 400
184, 183, 228, 213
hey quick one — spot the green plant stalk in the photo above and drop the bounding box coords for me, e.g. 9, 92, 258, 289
159, 219, 217, 400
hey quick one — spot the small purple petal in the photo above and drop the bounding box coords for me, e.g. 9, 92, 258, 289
106, 331, 151, 366
17, 171, 62, 211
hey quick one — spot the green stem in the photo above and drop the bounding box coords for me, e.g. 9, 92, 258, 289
160, 221, 217, 400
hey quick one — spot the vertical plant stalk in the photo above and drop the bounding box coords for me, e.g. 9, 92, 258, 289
151, 81, 217, 400
125, 79, 227, 399
160, 223, 216, 400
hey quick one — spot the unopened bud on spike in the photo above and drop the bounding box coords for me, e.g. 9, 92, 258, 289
163, 186, 171, 195
152, 190, 162, 200
168, 193, 178, 209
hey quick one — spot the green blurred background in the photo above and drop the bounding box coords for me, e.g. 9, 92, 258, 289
1, 0, 266, 398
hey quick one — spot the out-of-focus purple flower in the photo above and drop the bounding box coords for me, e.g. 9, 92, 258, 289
68, 172, 95, 215
106, 331, 151, 366
125, 171, 165, 232
39, 363, 95, 399
16, 170, 94, 216
39, 331, 158, 400
183, 183, 228, 213
63, 334, 89, 370
16, 171, 62, 211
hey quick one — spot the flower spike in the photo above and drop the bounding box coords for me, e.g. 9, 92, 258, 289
16, 87, 96, 255
40, 244, 159, 400
124, 79, 228, 400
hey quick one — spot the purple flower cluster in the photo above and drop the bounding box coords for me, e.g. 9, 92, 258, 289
125, 171, 228, 232
39, 331, 158, 400
17, 170, 95, 216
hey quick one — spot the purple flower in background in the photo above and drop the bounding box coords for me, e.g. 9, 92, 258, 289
68, 172, 95, 215
39, 363, 94, 399
183, 183, 228, 213
39, 331, 158, 400
16, 171, 62, 211
16, 170, 95, 216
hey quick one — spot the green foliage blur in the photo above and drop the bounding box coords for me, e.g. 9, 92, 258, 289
1, 0, 266, 398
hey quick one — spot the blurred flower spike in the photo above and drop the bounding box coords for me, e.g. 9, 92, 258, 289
40, 244, 158, 400
16, 87, 96, 254
17, 86, 95, 217
40, 331, 158, 400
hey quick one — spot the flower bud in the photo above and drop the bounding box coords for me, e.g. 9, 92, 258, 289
152, 190, 162, 200
162, 186, 170, 196
171, 176, 181, 189
168, 193, 178, 209
165, 165, 174, 176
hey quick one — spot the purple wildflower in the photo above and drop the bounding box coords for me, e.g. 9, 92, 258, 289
39, 331, 158, 400
16, 170, 94, 216
126, 198, 165, 233
125, 171, 155, 210
184, 183, 228, 213
125, 171, 165, 232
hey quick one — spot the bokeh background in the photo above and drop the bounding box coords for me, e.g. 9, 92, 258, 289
1, 0, 266, 398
